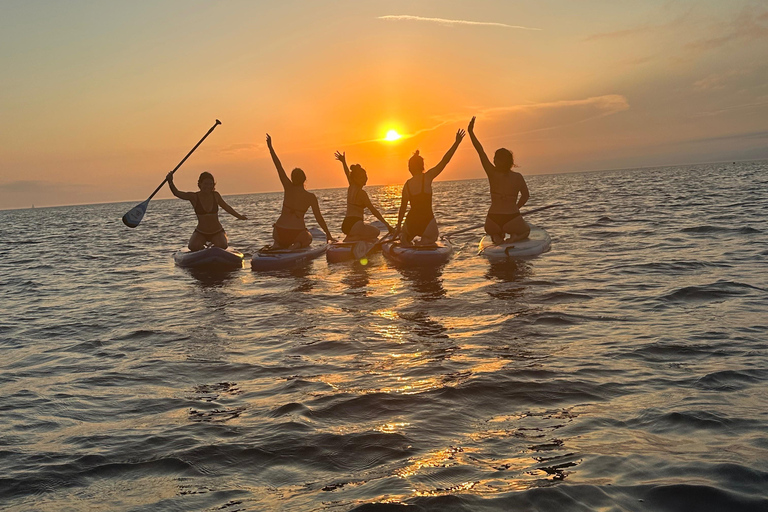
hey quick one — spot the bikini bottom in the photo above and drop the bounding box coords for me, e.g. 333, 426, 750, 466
341, 216, 363, 235
273, 225, 306, 247
194, 228, 225, 242
486, 212, 521, 230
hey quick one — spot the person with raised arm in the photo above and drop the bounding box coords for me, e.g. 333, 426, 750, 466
266, 134, 334, 249
166, 171, 247, 251
394, 129, 465, 246
334, 151, 393, 242
467, 116, 530, 244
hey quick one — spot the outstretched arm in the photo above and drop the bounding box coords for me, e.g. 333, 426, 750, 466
166, 173, 195, 201
310, 195, 335, 242
266, 134, 292, 190
335, 151, 352, 184
216, 192, 248, 220
425, 129, 466, 180
468, 116, 493, 174
395, 185, 409, 233
362, 191, 393, 232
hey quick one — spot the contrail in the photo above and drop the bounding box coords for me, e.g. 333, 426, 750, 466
379, 15, 541, 31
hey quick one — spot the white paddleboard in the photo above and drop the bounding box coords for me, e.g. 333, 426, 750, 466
479, 225, 551, 261
381, 239, 453, 267
173, 247, 244, 269
251, 240, 328, 271
326, 240, 378, 263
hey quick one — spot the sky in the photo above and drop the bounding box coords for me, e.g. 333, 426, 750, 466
1, 0, 767, 209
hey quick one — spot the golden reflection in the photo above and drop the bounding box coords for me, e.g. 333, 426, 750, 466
396, 446, 467, 478
375, 421, 410, 434
415, 481, 477, 497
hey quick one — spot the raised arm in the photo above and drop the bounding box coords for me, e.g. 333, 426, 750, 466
266, 134, 292, 190
166, 172, 195, 201
425, 129, 465, 180
362, 191, 393, 232
334, 151, 352, 184
310, 194, 335, 242
216, 192, 248, 220
468, 116, 493, 174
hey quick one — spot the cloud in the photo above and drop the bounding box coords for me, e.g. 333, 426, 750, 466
583, 10, 691, 42
481, 95, 630, 119
686, 6, 768, 52
219, 143, 262, 155
693, 70, 745, 92
379, 15, 541, 31
343, 94, 630, 147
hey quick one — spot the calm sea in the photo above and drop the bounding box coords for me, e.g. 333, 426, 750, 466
1, 162, 767, 511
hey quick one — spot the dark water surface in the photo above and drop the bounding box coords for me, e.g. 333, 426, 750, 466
2, 162, 767, 511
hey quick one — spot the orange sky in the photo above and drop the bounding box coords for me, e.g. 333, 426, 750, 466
1, 1, 767, 208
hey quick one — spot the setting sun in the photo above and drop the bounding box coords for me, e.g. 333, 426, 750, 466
384, 129, 402, 142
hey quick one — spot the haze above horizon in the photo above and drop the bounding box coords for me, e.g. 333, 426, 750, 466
1, 1, 767, 209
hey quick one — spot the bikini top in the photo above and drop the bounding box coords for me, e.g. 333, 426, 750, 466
194, 192, 218, 216
346, 187, 366, 217
408, 175, 432, 211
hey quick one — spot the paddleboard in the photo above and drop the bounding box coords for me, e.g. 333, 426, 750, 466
251, 240, 328, 271
381, 238, 453, 267
326, 239, 377, 263
479, 225, 551, 261
173, 247, 244, 269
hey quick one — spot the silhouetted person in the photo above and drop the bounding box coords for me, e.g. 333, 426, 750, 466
334, 151, 393, 242
395, 129, 465, 246
468, 116, 530, 244
167, 171, 247, 251
266, 134, 334, 249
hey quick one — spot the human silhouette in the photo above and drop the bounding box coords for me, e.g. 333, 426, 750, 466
394, 129, 465, 246
266, 134, 334, 249
334, 151, 393, 241
166, 171, 247, 251
468, 116, 530, 244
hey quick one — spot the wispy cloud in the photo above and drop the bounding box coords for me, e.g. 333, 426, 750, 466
379, 15, 541, 31
343, 95, 630, 147
686, 7, 768, 52
481, 95, 630, 119
219, 143, 262, 155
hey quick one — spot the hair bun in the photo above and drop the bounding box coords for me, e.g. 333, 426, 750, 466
413, 150, 420, 157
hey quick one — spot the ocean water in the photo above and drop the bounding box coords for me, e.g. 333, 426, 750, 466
1, 161, 767, 512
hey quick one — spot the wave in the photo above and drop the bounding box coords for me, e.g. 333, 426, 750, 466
658, 280, 764, 303
681, 225, 761, 234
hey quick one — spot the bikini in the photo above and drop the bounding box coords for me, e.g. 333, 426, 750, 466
487, 189, 521, 230
341, 188, 366, 235
274, 201, 309, 247
404, 175, 434, 236
193, 192, 225, 240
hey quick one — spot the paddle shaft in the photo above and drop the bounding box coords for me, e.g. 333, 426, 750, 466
443, 203, 561, 238
144, 119, 221, 202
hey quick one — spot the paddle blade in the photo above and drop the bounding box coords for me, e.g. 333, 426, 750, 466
122, 200, 149, 228
352, 241, 369, 260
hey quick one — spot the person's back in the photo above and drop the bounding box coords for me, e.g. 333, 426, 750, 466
468, 116, 530, 244
278, 185, 313, 230
488, 170, 524, 214
265, 133, 334, 249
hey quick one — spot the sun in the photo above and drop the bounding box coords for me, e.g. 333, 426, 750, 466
384, 129, 402, 142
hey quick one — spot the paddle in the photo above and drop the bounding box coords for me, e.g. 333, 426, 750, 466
122, 119, 222, 228
441, 203, 561, 238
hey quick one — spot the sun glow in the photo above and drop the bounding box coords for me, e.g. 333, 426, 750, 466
384, 129, 402, 141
